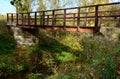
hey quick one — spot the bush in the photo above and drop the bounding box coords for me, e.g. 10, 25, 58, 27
0, 34, 16, 55
26, 73, 43, 79
37, 30, 120, 79
0, 29, 119, 79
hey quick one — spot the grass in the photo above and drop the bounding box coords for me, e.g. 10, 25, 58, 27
0, 24, 120, 79
28, 30, 120, 79
0, 14, 6, 20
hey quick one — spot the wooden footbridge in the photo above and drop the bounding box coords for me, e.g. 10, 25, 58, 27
7, 2, 120, 33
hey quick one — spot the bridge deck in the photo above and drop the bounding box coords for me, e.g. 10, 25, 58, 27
7, 2, 120, 33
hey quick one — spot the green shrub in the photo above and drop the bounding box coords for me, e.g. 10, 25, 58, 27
26, 73, 43, 79
57, 52, 75, 62
0, 29, 118, 79
0, 34, 16, 55
0, 56, 15, 76
102, 58, 117, 79
37, 30, 120, 79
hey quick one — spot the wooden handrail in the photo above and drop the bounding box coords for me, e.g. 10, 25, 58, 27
7, 2, 120, 33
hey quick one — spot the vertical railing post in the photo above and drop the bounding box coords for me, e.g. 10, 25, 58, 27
40, 12, 42, 26
94, 5, 99, 33
116, 17, 120, 27
11, 14, 13, 22
47, 15, 49, 25
7, 13, 9, 22
21, 13, 24, 25
52, 10, 55, 26
73, 13, 75, 26
24, 14, 27, 25
63, 9, 66, 28
28, 13, 30, 26
77, 7, 80, 31
16, 13, 18, 25
99, 11, 102, 27
85, 13, 88, 27
77, 8, 80, 26
55, 15, 56, 26
42, 11, 45, 27
35, 12, 37, 26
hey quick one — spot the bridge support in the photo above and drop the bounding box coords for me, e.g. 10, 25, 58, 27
8, 25, 38, 46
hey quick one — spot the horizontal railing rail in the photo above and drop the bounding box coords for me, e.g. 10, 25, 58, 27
7, 2, 120, 32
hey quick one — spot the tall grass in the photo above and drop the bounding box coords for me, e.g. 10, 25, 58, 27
0, 27, 119, 79
28, 29, 120, 79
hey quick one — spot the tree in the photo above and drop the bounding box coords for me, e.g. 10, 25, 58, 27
77, 0, 91, 6
10, 0, 35, 12
37, 0, 47, 11
10, 0, 22, 12
47, 0, 61, 10
91, 0, 109, 5
75, 0, 109, 7
37, 0, 73, 11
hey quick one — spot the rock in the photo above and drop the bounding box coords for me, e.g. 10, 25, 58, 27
10, 26, 38, 46
100, 27, 120, 42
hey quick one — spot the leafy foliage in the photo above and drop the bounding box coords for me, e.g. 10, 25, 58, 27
102, 58, 117, 79
26, 73, 43, 79
37, 30, 120, 79
0, 29, 120, 79
10, 0, 34, 12
0, 34, 16, 55
57, 52, 75, 62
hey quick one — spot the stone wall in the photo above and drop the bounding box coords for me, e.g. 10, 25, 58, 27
10, 26, 38, 46
100, 27, 120, 42
9, 25, 120, 46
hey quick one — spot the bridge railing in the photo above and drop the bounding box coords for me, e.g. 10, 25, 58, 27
7, 2, 120, 32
